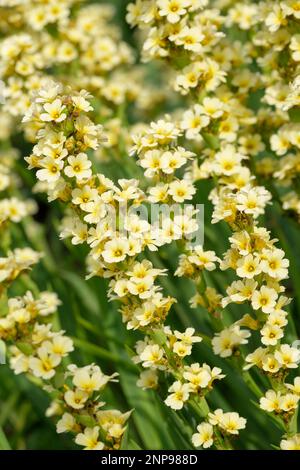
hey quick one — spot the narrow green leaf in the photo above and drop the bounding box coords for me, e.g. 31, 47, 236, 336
61, 271, 100, 316
0, 426, 11, 450
71, 337, 137, 372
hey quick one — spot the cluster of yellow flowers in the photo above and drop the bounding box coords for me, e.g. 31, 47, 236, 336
1, 0, 300, 451
127, 0, 226, 96
0, 148, 36, 234
241, 1, 300, 220
0, 91, 130, 451
0, 248, 41, 291
0, 0, 164, 166
24, 82, 246, 450
126, 0, 300, 222
0, 283, 130, 450
131, 118, 196, 204
192, 410, 246, 449
0, 1, 132, 115
127, 0, 300, 450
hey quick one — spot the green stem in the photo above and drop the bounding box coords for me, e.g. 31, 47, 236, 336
189, 396, 210, 420
242, 370, 263, 398
287, 408, 298, 436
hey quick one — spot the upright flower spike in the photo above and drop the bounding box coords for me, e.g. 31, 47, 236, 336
23, 79, 251, 449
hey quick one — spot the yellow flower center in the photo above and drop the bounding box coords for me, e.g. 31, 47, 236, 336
113, 249, 123, 257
